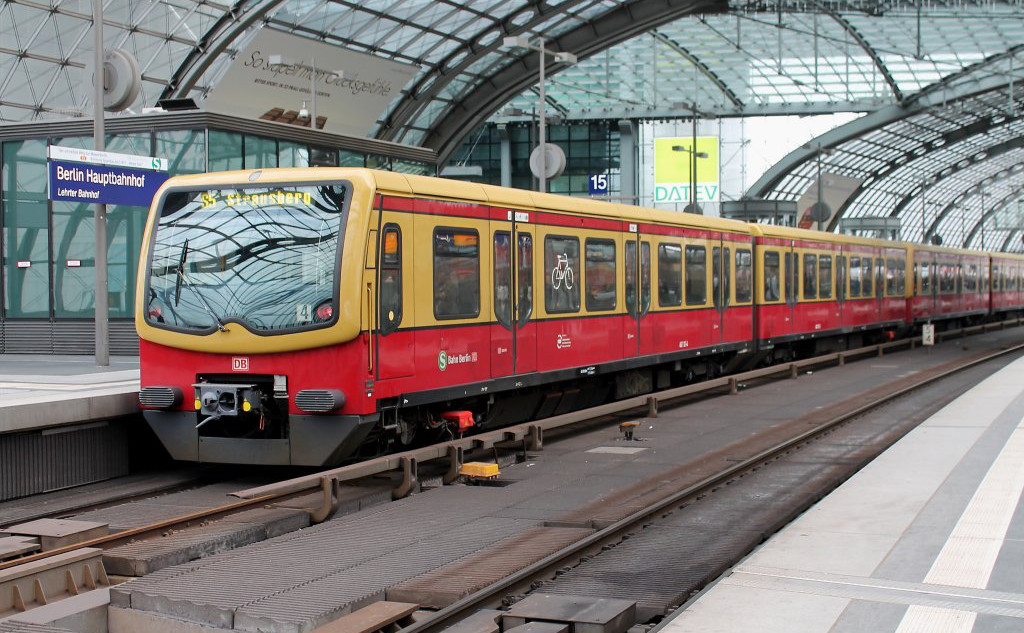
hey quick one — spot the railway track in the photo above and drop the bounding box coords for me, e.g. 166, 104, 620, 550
1, 321, 1021, 629
392, 334, 1024, 633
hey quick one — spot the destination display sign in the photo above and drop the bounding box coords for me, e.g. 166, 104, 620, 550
47, 145, 170, 207
48, 145, 168, 171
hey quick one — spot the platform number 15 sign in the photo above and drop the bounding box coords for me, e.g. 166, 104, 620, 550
588, 174, 609, 195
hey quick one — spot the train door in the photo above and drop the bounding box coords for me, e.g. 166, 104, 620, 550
514, 221, 537, 374
924, 252, 936, 318
374, 209, 415, 380
624, 235, 652, 357
490, 212, 536, 377
875, 249, 885, 319
491, 219, 515, 377
623, 235, 639, 358
837, 250, 847, 326
712, 239, 728, 344
783, 243, 797, 336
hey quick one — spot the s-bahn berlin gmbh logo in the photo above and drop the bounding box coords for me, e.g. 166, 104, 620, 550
438, 350, 478, 371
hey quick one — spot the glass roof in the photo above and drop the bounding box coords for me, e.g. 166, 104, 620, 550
498, 1, 1024, 118
3, 1, 1021, 141
1, 0, 1023, 249
760, 84, 1024, 252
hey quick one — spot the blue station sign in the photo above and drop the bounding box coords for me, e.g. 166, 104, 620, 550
47, 146, 170, 207
588, 173, 609, 195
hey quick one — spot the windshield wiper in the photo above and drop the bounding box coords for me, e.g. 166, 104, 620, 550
175, 240, 229, 332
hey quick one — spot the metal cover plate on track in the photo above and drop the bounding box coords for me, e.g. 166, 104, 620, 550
585, 447, 648, 455
1, 519, 108, 551
0, 536, 40, 559
502, 594, 636, 633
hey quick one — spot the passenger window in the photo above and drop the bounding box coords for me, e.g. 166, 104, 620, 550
657, 243, 683, 307
379, 224, 402, 335
585, 238, 616, 312
736, 249, 752, 303
685, 245, 707, 305
763, 251, 780, 302
885, 259, 896, 296
942, 264, 955, 293
819, 255, 832, 299
920, 259, 930, 294
517, 234, 533, 325
897, 259, 906, 295
862, 257, 873, 297
803, 254, 817, 299
433, 228, 480, 319
494, 232, 512, 329
849, 256, 862, 296
545, 235, 581, 314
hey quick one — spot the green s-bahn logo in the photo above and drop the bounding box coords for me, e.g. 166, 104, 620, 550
438, 350, 448, 371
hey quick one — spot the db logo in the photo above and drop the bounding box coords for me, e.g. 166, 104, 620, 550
232, 357, 250, 372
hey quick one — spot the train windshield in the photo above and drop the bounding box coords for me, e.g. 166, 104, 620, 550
144, 183, 348, 333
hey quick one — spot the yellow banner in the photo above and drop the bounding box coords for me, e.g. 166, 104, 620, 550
654, 137, 720, 204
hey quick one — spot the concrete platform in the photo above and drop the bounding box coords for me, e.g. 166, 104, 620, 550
0, 354, 139, 434
109, 328, 1024, 633
659, 353, 1024, 633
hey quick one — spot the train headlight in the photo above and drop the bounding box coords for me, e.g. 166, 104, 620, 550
314, 301, 334, 322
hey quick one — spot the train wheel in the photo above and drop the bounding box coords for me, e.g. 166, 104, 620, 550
397, 417, 417, 446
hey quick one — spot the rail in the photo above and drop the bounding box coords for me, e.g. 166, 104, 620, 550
2, 317, 1019, 575
397, 332, 1024, 633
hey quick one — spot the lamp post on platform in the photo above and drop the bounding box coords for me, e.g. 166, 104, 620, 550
502, 36, 576, 192
92, 0, 108, 366
671, 145, 708, 213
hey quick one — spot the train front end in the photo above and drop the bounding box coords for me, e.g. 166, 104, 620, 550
135, 169, 376, 466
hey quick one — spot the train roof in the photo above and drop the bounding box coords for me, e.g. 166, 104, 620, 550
152, 169, 1010, 259
754, 223, 901, 249
157, 167, 756, 235
370, 169, 757, 235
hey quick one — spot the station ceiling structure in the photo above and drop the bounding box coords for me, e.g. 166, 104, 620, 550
1, 0, 1022, 250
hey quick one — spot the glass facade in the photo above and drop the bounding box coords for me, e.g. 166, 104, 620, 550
3, 139, 49, 318
452, 121, 621, 197
0, 122, 433, 343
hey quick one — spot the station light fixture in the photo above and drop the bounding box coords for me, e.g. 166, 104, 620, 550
501, 35, 576, 192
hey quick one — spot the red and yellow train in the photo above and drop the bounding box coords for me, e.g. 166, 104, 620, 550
136, 169, 1024, 465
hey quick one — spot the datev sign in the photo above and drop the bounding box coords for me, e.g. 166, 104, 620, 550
47, 145, 169, 207
653, 136, 720, 205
